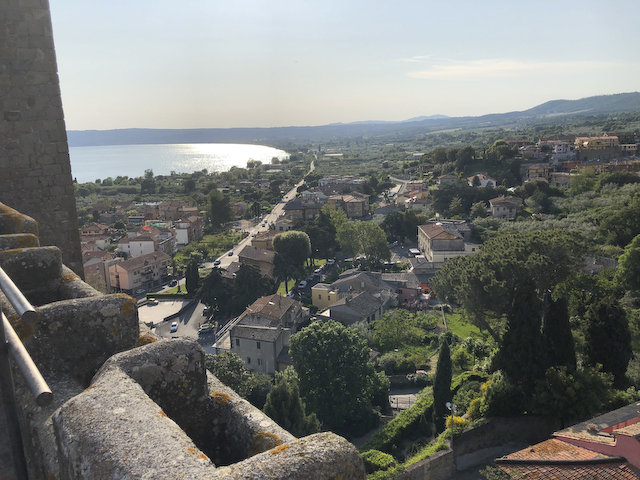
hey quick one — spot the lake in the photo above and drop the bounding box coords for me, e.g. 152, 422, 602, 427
68, 143, 290, 184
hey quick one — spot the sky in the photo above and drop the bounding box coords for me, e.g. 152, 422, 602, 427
49, 0, 640, 131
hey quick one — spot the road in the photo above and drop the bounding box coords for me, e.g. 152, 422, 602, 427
206, 161, 315, 270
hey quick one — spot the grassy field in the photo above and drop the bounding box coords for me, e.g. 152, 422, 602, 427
437, 310, 489, 340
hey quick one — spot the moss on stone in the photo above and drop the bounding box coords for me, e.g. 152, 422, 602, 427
211, 392, 231, 405
269, 444, 290, 455
248, 432, 282, 456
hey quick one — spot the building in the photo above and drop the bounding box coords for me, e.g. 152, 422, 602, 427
81, 223, 110, 236
380, 272, 430, 310
437, 174, 459, 186
251, 230, 277, 250
550, 172, 572, 189
417, 222, 478, 264
326, 193, 370, 218
108, 251, 171, 293
118, 235, 157, 258
274, 217, 295, 232
496, 402, 640, 477
312, 271, 397, 312
317, 291, 387, 326
489, 196, 523, 219
229, 294, 306, 374
175, 216, 203, 246
467, 174, 496, 187
282, 197, 324, 220
237, 245, 275, 277
157, 200, 193, 221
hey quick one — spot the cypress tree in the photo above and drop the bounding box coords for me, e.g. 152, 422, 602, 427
263, 371, 319, 437
432, 340, 452, 435
543, 296, 576, 371
584, 297, 632, 388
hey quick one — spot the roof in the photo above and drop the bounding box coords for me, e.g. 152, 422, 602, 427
489, 195, 524, 207
496, 439, 640, 479
276, 346, 293, 366
380, 272, 421, 289
418, 223, 461, 241
328, 291, 384, 317
555, 402, 640, 446
238, 245, 275, 263
231, 325, 283, 343
245, 294, 299, 321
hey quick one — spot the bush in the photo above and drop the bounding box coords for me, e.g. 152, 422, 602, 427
361, 450, 396, 474
361, 396, 434, 454
480, 372, 525, 417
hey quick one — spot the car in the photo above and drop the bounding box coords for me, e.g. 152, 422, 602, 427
170, 322, 178, 333
228, 250, 233, 256
314, 268, 322, 274
135, 288, 146, 295
213, 259, 221, 266
203, 306, 211, 316
251, 233, 256, 237
169, 280, 178, 287
298, 280, 307, 289
198, 324, 213, 333
390, 241, 399, 247
147, 299, 158, 306
326, 259, 335, 265
286, 291, 295, 298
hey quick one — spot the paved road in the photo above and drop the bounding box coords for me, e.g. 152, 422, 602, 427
207, 161, 315, 271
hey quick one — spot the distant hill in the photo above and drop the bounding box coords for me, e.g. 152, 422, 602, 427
67, 92, 640, 147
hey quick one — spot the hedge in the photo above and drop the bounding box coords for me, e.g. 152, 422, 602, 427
360, 396, 434, 454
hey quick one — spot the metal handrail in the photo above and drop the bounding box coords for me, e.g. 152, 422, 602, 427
0, 265, 52, 406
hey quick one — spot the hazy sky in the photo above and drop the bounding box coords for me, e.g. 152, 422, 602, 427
49, 0, 640, 131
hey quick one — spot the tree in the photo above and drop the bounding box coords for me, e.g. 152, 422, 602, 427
470, 201, 488, 219
290, 320, 379, 432
584, 297, 632, 387
615, 233, 640, 292
273, 253, 300, 294
85, 272, 107, 293
273, 230, 311, 271
448, 197, 464, 216
231, 264, 273, 313
495, 279, 548, 395
432, 340, 452, 434
432, 230, 586, 342
185, 259, 200, 295
208, 189, 232, 229
141, 169, 156, 194
263, 368, 320, 437
336, 222, 390, 267
205, 352, 253, 397
373, 309, 417, 352
542, 296, 576, 371
197, 267, 229, 313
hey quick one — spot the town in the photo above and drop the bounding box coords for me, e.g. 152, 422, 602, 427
73, 123, 640, 478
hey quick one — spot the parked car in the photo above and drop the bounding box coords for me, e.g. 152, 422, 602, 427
314, 268, 322, 275
213, 259, 221, 266
298, 280, 307, 289
199, 324, 213, 333
227, 250, 233, 256
147, 299, 158, 306
170, 322, 178, 333
135, 288, 146, 295
326, 259, 335, 265
169, 280, 178, 287
286, 291, 295, 298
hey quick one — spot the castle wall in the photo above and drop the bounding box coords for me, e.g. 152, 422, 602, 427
0, 0, 82, 275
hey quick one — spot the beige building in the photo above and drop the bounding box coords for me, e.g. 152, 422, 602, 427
489, 196, 523, 219
237, 245, 275, 277
108, 251, 171, 294
417, 223, 478, 264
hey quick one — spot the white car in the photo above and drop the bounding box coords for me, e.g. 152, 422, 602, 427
298, 280, 307, 289
213, 259, 221, 266
170, 322, 178, 333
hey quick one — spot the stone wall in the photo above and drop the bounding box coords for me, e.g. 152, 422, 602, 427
0, 202, 366, 479
0, 0, 82, 275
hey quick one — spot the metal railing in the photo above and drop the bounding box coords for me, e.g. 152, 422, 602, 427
0, 265, 53, 479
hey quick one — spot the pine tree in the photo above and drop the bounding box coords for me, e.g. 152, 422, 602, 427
432, 340, 452, 434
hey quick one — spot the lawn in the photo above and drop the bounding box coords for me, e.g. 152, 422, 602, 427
441, 311, 489, 340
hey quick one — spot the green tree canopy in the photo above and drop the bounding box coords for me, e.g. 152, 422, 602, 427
336, 221, 391, 267
432, 229, 586, 341
290, 320, 380, 433
273, 230, 312, 270
614, 233, 640, 292
208, 189, 233, 229
263, 368, 320, 437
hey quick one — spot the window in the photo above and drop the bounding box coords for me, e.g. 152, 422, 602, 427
235, 338, 240, 347
258, 359, 262, 366
247, 357, 251, 364
398, 289, 403, 294
256, 341, 261, 349
318, 294, 322, 300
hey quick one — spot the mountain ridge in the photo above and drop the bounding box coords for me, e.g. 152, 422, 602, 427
67, 92, 640, 147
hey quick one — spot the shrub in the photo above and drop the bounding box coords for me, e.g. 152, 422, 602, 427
361, 396, 434, 454
361, 450, 396, 474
